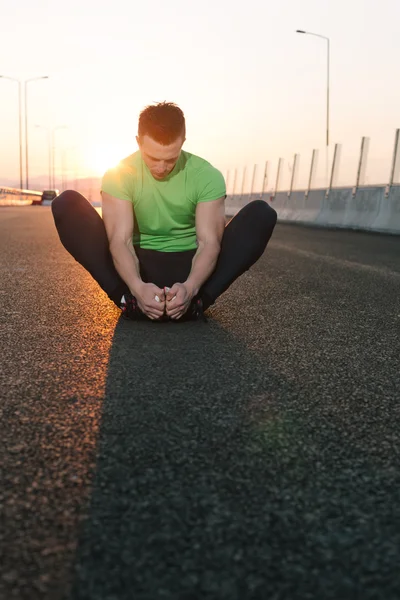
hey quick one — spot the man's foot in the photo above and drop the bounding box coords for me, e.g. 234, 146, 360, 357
121, 292, 169, 322
121, 292, 207, 322
180, 296, 207, 322
120, 292, 144, 320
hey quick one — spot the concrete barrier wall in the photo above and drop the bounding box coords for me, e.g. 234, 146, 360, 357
225, 193, 251, 215
0, 187, 42, 206
2, 183, 400, 235
372, 186, 400, 233
316, 188, 352, 227
304, 190, 326, 223
225, 185, 400, 235
279, 191, 306, 221
270, 192, 289, 213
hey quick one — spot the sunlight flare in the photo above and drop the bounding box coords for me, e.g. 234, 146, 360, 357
84, 143, 126, 176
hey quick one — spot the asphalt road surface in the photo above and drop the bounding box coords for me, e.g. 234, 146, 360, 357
1, 206, 400, 600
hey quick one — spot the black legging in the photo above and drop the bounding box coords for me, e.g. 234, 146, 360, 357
51, 191, 277, 310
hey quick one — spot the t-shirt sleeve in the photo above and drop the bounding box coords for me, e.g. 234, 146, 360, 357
101, 165, 134, 203
196, 165, 226, 204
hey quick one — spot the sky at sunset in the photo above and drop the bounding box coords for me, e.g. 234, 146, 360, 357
1, 0, 399, 194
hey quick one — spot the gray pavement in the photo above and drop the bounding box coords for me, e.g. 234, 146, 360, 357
1, 206, 400, 600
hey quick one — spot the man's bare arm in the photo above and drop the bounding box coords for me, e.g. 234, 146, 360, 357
102, 192, 165, 319
183, 197, 225, 296
101, 192, 143, 295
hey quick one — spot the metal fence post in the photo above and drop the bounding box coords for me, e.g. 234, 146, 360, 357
239, 166, 246, 203
273, 158, 283, 199
232, 168, 237, 198
260, 161, 268, 198
353, 136, 370, 197
306, 149, 317, 199
386, 128, 400, 197
225, 169, 230, 199
288, 153, 299, 198
327, 143, 340, 198
249, 164, 257, 202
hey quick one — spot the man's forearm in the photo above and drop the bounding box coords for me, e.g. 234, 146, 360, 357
109, 240, 143, 295
184, 242, 220, 296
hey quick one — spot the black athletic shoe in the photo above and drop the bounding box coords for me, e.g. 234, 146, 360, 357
182, 296, 207, 322
120, 292, 144, 320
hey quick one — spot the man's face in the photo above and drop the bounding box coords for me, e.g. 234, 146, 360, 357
137, 134, 185, 180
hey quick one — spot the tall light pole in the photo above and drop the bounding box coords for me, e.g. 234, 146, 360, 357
296, 30, 330, 148
0, 76, 23, 189
25, 76, 49, 189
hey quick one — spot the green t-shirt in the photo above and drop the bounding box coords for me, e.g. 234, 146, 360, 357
101, 150, 226, 252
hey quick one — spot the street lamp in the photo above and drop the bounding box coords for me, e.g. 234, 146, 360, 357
25, 76, 49, 189
296, 30, 330, 148
0, 76, 23, 189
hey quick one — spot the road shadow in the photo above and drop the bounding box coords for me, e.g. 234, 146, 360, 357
67, 313, 400, 600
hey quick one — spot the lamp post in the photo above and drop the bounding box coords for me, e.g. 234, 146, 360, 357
25, 76, 49, 189
296, 30, 330, 148
0, 76, 23, 189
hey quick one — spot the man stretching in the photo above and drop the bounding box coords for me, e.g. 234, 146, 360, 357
52, 102, 277, 321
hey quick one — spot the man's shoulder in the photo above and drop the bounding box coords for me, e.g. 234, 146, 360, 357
101, 152, 142, 199
183, 152, 225, 191
181, 151, 226, 201
182, 151, 219, 174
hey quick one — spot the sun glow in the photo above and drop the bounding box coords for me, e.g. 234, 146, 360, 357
84, 143, 130, 176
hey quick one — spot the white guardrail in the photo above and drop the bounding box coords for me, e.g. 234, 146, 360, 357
0, 186, 42, 206
226, 185, 400, 235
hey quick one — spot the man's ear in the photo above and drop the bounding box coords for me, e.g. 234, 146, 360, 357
136, 135, 140, 146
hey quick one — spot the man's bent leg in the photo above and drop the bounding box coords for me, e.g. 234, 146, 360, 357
52, 190, 128, 306
200, 200, 277, 309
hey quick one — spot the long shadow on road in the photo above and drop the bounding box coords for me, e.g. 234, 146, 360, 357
68, 314, 400, 600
